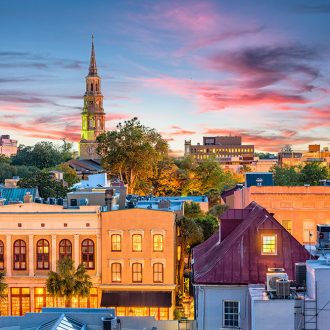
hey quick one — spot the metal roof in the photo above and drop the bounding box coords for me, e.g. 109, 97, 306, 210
0, 187, 38, 205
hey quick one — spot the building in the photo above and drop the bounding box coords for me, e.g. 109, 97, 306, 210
0, 135, 17, 157
0, 188, 38, 205
100, 208, 177, 320
192, 202, 310, 330
226, 186, 330, 244
184, 136, 255, 172
0, 203, 102, 316
79, 36, 105, 160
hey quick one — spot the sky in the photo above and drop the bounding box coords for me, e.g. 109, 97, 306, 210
0, 0, 329, 155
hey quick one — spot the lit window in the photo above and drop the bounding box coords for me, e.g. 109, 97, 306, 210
282, 220, 292, 234
11, 288, 30, 316
13, 240, 26, 270
261, 235, 277, 255
81, 239, 95, 269
111, 263, 122, 282
111, 234, 121, 252
132, 234, 142, 252
153, 234, 164, 252
59, 239, 72, 260
153, 263, 164, 283
0, 240, 4, 270
223, 300, 239, 328
132, 263, 142, 283
36, 239, 50, 270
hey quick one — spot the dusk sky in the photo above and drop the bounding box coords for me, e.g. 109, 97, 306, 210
1, 0, 330, 155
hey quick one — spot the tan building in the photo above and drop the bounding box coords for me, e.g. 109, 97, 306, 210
100, 208, 177, 320
227, 186, 330, 244
0, 203, 102, 316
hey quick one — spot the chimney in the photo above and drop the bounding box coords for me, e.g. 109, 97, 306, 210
105, 189, 114, 211
23, 192, 33, 203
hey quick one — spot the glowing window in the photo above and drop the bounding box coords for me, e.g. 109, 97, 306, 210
111, 234, 121, 252
111, 263, 122, 282
81, 239, 95, 269
132, 234, 142, 252
261, 235, 277, 255
132, 263, 142, 283
282, 220, 292, 234
0, 240, 4, 270
36, 239, 49, 270
153, 234, 164, 252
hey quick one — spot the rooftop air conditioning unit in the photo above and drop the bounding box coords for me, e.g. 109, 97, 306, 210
266, 272, 288, 292
276, 278, 291, 298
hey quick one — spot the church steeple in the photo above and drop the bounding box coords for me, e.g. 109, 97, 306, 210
89, 34, 97, 76
79, 35, 106, 160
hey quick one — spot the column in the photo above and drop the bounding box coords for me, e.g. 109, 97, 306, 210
29, 235, 34, 277
96, 234, 101, 277
30, 288, 35, 313
74, 235, 80, 266
6, 235, 12, 277
51, 235, 57, 271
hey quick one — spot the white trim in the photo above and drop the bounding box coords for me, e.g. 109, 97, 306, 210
129, 259, 145, 268
151, 259, 166, 267
151, 229, 166, 237
222, 300, 240, 329
108, 230, 123, 236
129, 229, 144, 238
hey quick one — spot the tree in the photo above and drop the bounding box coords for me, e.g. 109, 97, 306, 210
97, 118, 168, 194
46, 258, 92, 307
18, 171, 67, 199
300, 162, 329, 186
56, 163, 80, 187
208, 204, 229, 218
195, 214, 219, 241
0, 270, 8, 315
16, 165, 40, 180
183, 201, 204, 218
271, 165, 301, 186
281, 144, 293, 153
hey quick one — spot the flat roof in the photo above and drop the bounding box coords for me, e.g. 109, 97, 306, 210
307, 259, 330, 270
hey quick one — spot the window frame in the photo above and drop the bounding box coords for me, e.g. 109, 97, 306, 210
13, 239, 26, 271
153, 263, 164, 283
261, 234, 277, 255
132, 234, 142, 252
59, 239, 72, 260
111, 263, 122, 282
223, 300, 240, 328
111, 234, 122, 252
282, 220, 292, 234
153, 234, 164, 252
36, 239, 50, 270
132, 262, 142, 283
81, 239, 95, 269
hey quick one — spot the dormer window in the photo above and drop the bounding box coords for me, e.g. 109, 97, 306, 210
261, 235, 277, 255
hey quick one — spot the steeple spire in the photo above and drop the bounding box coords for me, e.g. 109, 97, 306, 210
89, 34, 97, 76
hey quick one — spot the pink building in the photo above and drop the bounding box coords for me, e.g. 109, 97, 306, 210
0, 135, 17, 157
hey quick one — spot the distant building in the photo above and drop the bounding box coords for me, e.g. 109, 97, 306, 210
0, 187, 38, 205
184, 136, 255, 172
245, 172, 273, 187
225, 186, 330, 244
192, 202, 310, 330
0, 134, 17, 157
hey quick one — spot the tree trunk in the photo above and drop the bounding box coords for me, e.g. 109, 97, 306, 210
65, 296, 72, 308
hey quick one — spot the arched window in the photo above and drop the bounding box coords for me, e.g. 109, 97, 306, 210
111, 234, 121, 252
153, 234, 164, 252
111, 263, 122, 282
91, 83, 93, 91
132, 263, 142, 283
37, 239, 49, 270
13, 240, 26, 270
132, 234, 142, 252
59, 239, 72, 260
82, 239, 94, 269
153, 263, 164, 283
0, 240, 4, 270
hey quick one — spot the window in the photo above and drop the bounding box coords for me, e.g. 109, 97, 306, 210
81, 239, 95, 269
261, 235, 277, 255
13, 240, 26, 270
0, 240, 4, 270
153, 234, 164, 252
59, 239, 72, 260
132, 263, 142, 283
153, 263, 164, 283
37, 239, 50, 269
223, 300, 239, 328
132, 234, 142, 252
282, 220, 292, 234
11, 288, 30, 316
111, 234, 121, 252
111, 263, 122, 282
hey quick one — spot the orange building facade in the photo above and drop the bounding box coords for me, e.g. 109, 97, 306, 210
100, 208, 177, 320
0, 203, 102, 316
228, 186, 330, 244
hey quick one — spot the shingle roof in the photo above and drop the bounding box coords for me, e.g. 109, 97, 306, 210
193, 202, 311, 284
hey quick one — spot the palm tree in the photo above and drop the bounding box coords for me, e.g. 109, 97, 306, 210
0, 270, 8, 316
46, 258, 92, 307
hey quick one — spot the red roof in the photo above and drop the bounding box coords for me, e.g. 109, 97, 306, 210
193, 202, 311, 284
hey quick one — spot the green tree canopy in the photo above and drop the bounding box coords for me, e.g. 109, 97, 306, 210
300, 162, 329, 186
46, 258, 92, 307
271, 165, 301, 186
97, 117, 168, 193
18, 170, 67, 199
56, 163, 80, 187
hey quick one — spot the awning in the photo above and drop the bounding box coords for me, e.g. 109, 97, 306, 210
101, 291, 172, 307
